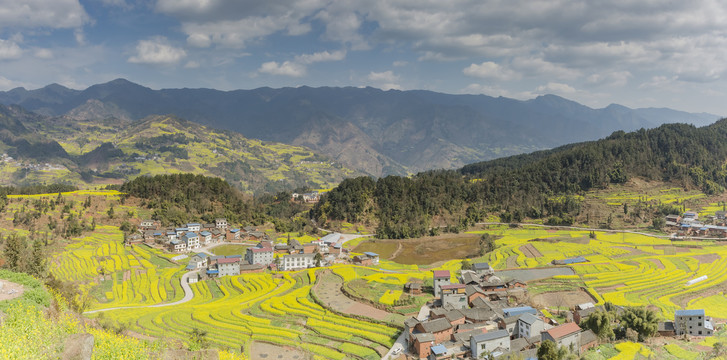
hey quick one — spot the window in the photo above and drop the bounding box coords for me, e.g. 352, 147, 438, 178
698, 323, 702, 327
699, 331, 703, 335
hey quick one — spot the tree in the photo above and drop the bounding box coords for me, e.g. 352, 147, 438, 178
314, 252, 323, 267
580, 311, 614, 340
537, 340, 559, 360
461, 259, 472, 271
3, 233, 25, 271
619, 306, 658, 341
107, 205, 115, 219
713, 342, 726, 358
479, 233, 495, 256
28, 239, 46, 277
652, 217, 665, 230
188, 328, 209, 351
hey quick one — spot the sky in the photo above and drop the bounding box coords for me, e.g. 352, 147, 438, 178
0, 0, 726, 115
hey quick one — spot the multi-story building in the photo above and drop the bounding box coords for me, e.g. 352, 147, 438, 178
280, 253, 315, 271
675, 309, 714, 336
217, 257, 240, 277
246, 246, 274, 266
433, 270, 451, 298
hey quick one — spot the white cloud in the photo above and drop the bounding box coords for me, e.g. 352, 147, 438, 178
184, 60, 200, 69
295, 50, 346, 64
0, 39, 22, 60
258, 61, 306, 77
367, 70, 401, 90
463, 61, 520, 81
33, 48, 54, 59
393, 61, 408, 67
128, 37, 186, 65
0, 0, 89, 29
536, 82, 577, 94
257, 50, 346, 77
0, 75, 28, 90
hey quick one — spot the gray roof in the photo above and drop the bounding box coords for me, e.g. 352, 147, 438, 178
414, 333, 436, 343
473, 262, 491, 270
462, 272, 480, 284
658, 321, 675, 332
675, 309, 704, 316
443, 310, 465, 322
460, 308, 498, 322
472, 329, 509, 343
420, 318, 453, 333
580, 329, 598, 346
404, 318, 420, 328
510, 338, 529, 352
519, 313, 540, 325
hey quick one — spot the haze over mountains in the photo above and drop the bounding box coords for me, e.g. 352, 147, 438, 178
0, 79, 719, 176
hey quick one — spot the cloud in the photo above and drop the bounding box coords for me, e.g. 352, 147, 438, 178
0, 39, 22, 60
463, 61, 520, 81
393, 61, 408, 67
0, 75, 28, 90
128, 37, 186, 65
536, 82, 577, 94
367, 70, 401, 90
184, 60, 200, 69
0, 0, 89, 29
33, 48, 54, 59
257, 50, 346, 77
258, 61, 306, 77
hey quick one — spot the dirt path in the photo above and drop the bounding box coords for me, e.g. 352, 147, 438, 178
520, 243, 542, 258
389, 243, 403, 260
0, 279, 24, 301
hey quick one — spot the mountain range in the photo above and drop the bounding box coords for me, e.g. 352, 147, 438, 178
0, 79, 720, 176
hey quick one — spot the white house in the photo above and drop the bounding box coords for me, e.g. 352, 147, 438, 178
280, 253, 315, 271
675, 309, 714, 336
470, 329, 510, 358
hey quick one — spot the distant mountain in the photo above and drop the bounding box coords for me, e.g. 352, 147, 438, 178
0, 79, 720, 176
0, 104, 357, 193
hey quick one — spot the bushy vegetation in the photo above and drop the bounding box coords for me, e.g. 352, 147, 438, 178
315, 120, 727, 238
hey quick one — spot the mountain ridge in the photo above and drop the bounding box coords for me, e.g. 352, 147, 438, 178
0, 79, 720, 176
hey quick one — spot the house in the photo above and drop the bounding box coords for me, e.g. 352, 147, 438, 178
169, 240, 187, 253
140, 219, 158, 229
182, 232, 200, 250
675, 309, 713, 336
473, 262, 494, 275
217, 257, 240, 277
186, 223, 201, 232
503, 306, 537, 318
542, 322, 581, 350
405, 281, 423, 295
126, 233, 143, 245
211, 229, 225, 242
414, 318, 454, 344
215, 218, 228, 229
200, 231, 213, 245
166, 231, 177, 241
245, 246, 274, 266
412, 333, 435, 359
433, 270, 451, 298
573, 303, 604, 324
226, 228, 241, 241
280, 253, 316, 271
470, 329, 510, 359
579, 329, 598, 353
175, 227, 189, 237
302, 243, 319, 254
658, 321, 676, 336
189, 253, 208, 269
518, 313, 546, 339
440, 284, 468, 309
352, 252, 379, 266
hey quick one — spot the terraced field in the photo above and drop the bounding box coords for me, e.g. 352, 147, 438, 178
474, 225, 727, 319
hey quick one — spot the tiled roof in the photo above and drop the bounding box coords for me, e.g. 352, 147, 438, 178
420, 318, 452, 333
433, 270, 450, 279
217, 258, 240, 264
471, 329, 509, 343
545, 322, 581, 340
675, 309, 705, 316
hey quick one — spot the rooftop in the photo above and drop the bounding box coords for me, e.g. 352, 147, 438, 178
472, 329, 509, 343
217, 258, 240, 264
545, 322, 581, 340
519, 313, 540, 325
675, 309, 705, 316
433, 270, 450, 279
420, 318, 452, 333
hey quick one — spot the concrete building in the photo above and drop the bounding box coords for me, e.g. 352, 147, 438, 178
245, 246, 274, 266
518, 313, 545, 339
542, 322, 581, 350
217, 257, 240, 277
433, 270, 451, 298
470, 329, 510, 359
280, 253, 315, 271
675, 309, 714, 336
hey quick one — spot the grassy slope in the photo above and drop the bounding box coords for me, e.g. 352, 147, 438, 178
16, 115, 358, 194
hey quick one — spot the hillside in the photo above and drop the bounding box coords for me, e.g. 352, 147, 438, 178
0, 105, 357, 194
313, 119, 727, 238
0, 79, 719, 176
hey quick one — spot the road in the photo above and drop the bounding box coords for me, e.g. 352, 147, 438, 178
84, 270, 198, 314
475, 222, 723, 240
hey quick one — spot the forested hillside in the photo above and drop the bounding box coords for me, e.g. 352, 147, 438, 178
313, 119, 727, 238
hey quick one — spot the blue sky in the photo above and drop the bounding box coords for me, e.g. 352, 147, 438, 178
1, 0, 727, 115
